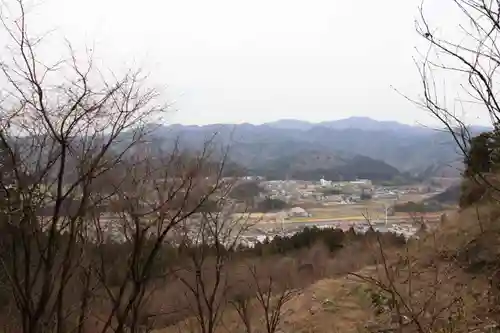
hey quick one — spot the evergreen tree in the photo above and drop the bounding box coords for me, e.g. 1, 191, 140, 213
464, 132, 493, 177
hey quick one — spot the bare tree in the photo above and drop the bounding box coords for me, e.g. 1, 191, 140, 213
400, 3, 500, 328
351, 5, 500, 329
229, 292, 253, 333
0, 1, 230, 332
173, 203, 249, 333
348, 214, 496, 333
411, 0, 500, 192
87, 145, 227, 333
248, 264, 297, 333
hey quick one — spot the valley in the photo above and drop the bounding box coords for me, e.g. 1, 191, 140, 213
1, 0, 498, 330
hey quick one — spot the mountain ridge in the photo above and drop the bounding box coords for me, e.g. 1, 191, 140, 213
147, 117, 491, 180
169, 116, 491, 133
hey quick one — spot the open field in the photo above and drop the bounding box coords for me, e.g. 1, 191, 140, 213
234, 192, 452, 225
305, 192, 443, 220
396, 192, 439, 203
286, 212, 448, 223
308, 204, 386, 219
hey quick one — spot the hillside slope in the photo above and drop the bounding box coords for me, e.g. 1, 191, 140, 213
248, 149, 401, 181
151, 117, 482, 177
158, 204, 499, 333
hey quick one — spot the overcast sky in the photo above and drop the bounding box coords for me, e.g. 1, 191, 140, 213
1, 0, 490, 126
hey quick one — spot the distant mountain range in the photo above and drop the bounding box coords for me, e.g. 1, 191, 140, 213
265, 117, 428, 133
146, 117, 491, 181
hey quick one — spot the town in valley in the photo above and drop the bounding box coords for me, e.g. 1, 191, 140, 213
223, 175, 454, 247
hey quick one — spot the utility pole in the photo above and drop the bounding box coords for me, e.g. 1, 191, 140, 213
277, 212, 285, 237
384, 204, 389, 227
281, 215, 285, 237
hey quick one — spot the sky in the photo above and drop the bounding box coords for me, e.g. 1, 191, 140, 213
0, 0, 491, 126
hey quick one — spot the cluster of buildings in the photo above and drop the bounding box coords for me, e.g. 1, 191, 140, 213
256, 178, 375, 204
319, 178, 372, 188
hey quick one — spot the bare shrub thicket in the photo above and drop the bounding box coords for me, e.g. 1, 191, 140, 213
0, 1, 234, 332
352, 233, 472, 333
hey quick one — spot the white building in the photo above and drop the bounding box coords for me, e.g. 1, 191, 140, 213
350, 179, 372, 187
320, 178, 332, 187
288, 207, 310, 217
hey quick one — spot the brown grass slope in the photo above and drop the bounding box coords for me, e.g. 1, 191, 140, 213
155, 204, 500, 333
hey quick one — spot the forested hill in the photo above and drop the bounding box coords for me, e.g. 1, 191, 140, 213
142, 117, 489, 181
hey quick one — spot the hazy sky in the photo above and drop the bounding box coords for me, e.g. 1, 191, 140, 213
0, 0, 490, 126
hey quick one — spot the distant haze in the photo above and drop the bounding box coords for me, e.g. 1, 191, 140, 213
0, 0, 492, 126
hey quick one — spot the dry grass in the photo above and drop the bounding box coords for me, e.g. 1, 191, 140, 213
352, 204, 500, 332
279, 270, 377, 333
156, 271, 376, 333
